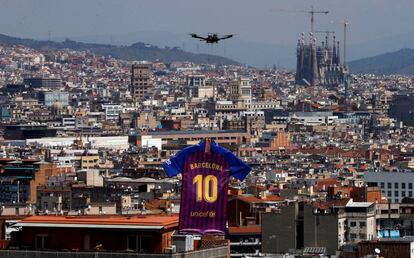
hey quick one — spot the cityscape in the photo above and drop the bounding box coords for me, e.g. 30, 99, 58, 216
0, 1, 414, 258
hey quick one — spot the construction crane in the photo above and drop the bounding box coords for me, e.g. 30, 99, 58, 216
315, 30, 335, 38
271, 5, 329, 33
331, 19, 349, 65
308, 6, 329, 34
343, 20, 349, 65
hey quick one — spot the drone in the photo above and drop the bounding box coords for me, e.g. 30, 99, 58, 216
189, 33, 234, 44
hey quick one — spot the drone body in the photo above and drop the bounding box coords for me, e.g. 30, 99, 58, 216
189, 33, 234, 44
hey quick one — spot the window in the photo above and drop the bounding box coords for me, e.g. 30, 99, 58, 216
409, 183, 413, 189
350, 233, 357, 239
395, 191, 399, 197
127, 235, 151, 252
127, 236, 137, 251
359, 233, 366, 239
388, 182, 392, 188
395, 183, 399, 189
409, 191, 413, 198
359, 222, 366, 228
380, 182, 385, 188
350, 221, 357, 227
402, 191, 406, 197
35, 235, 48, 249
402, 183, 406, 189
388, 191, 392, 197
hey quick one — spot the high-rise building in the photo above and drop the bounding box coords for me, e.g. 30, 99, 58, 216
230, 77, 252, 108
131, 62, 153, 102
39, 91, 69, 107
185, 75, 214, 100
24, 77, 62, 88
364, 171, 414, 203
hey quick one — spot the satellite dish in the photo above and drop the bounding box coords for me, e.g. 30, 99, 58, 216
375, 248, 381, 254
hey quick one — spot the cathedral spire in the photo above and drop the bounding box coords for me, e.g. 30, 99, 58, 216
311, 36, 319, 85
332, 36, 337, 65
336, 41, 341, 65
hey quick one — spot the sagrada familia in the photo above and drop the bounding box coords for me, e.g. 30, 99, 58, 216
295, 33, 348, 87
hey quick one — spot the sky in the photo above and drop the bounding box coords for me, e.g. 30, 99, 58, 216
0, 0, 413, 45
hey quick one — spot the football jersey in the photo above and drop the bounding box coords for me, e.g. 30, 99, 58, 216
162, 140, 251, 235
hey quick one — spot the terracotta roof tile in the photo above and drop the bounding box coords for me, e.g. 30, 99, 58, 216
228, 226, 261, 234
237, 195, 284, 203
19, 215, 178, 228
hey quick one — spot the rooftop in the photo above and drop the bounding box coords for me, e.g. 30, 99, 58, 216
346, 199, 374, 208
146, 129, 246, 136
16, 215, 179, 230
228, 226, 261, 235
237, 195, 284, 203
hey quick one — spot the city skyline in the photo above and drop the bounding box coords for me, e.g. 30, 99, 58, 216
1, 0, 412, 45
1, 1, 414, 257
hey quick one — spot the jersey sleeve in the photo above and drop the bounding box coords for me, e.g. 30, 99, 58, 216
162, 150, 186, 177
227, 152, 252, 181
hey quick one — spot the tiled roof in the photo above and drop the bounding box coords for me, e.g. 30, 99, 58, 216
237, 195, 284, 203
228, 226, 261, 234
16, 215, 178, 230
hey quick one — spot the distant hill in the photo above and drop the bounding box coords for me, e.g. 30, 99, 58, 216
0, 33, 239, 65
67, 31, 295, 69
349, 48, 414, 75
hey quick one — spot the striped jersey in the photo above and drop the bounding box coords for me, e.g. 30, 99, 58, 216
162, 140, 251, 235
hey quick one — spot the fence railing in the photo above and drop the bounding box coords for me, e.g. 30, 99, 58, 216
0, 246, 228, 258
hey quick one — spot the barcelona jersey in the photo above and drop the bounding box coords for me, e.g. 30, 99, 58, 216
162, 140, 251, 235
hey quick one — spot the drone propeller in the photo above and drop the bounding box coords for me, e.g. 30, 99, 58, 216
219, 34, 234, 40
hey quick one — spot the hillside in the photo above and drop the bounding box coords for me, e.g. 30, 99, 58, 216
0, 34, 239, 65
349, 48, 414, 75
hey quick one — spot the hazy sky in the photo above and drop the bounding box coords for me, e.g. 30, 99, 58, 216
0, 0, 412, 45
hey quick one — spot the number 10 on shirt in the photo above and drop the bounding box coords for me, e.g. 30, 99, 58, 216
193, 175, 218, 203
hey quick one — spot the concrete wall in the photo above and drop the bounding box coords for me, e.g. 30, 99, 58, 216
262, 204, 297, 253
262, 203, 339, 255
303, 205, 338, 255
